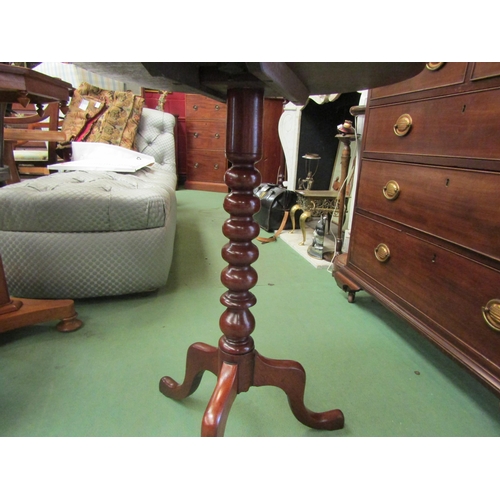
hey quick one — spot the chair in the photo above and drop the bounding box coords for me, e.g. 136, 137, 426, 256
0, 107, 177, 299
3, 102, 66, 183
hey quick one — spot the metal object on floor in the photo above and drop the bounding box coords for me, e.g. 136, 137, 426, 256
307, 215, 327, 260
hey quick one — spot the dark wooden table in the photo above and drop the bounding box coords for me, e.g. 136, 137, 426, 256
77, 62, 426, 436
0, 63, 82, 333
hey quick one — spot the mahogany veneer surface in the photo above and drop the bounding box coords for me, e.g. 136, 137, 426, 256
335, 62, 500, 396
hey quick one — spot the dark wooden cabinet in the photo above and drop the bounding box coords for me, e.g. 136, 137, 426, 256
334, 63, 500, 396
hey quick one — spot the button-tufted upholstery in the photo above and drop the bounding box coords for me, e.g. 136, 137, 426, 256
0, 108, 178, 299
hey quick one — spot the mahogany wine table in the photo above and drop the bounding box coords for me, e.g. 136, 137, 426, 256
0, 64, 82, 334
78, 62, 425, 436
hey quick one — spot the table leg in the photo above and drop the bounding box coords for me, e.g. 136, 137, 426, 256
0, 109, 82, 333
289, 203, 300, 233
298, 210, 311, 246
160, 87, 343, 436
0, 254, 83, 333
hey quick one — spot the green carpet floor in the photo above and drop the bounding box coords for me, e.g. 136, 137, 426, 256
1, 189, 499, 438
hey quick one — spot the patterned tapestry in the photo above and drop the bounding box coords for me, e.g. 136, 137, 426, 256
61, 82, 144, 150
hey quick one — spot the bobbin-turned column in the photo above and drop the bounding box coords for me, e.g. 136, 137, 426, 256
202, 87, 263, 436
218, 87, 263, 359
159, 87, 265, 437
159, 86, 344, 437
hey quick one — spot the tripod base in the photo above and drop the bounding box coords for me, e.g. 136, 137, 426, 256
160, 342, 344, 437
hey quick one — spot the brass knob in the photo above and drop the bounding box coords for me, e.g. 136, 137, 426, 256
214, 164, 219, 170
194, 163, 199, 169
482, 299, 500, 332
426, 62, 445, 71
374, 243, 391, 263
383, 180, 400, 201
394, 114, 412, 137
214, 133, 220, 139
215, 105, 220, 110
193, 105, 198, 110
193, 132, 199, 138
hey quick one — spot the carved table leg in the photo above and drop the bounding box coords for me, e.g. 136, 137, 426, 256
201, 361, 238, 437
159, 342, 219, 400
298, 210, 311, 245
160, 87, 344, 436
289, 203, 300, 233
254, 352, 344, 430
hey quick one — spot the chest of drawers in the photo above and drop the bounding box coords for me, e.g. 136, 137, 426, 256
183, 94, 285, 192
184, 94, 228, 192
334, 63, 500, 395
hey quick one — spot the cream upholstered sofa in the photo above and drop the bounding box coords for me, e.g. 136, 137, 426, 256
0, 107, 177, 299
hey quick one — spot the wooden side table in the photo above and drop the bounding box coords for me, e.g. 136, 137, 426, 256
76, 62, 426, 436
290, 189, 338, 245
0, 63, 82, 334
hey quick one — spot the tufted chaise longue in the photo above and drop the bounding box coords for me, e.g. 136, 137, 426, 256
0, 107, 177, 299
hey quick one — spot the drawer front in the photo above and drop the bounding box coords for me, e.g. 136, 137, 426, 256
370, 62, 468, 100
364, 88, 500, 161
470, 62, 500, 82
186, 150, 227, 183
186, 94, 227, 120
186, 121, 226, 151
357, 160, 500, 259
349, 214, 500, 371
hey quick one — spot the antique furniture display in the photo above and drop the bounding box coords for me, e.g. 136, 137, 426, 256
1, 64, 71, 184
184, 93, 285, 192
184, 93, 228, 192
0, 63, 82, 333
290, 189, 338, 246
333, 62, 500, 396
0, 107, 177, 299
4, 101, 63, 179
144, 91, 285, 192
279, 93, 361, 192
75, 62, 426, 436
289, 122, 357, 250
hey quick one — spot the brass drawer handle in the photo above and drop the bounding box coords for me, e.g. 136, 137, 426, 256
193, 105, 198, 110
482, 299, 500, 332
383, 180, 400, 201
374, 243, 391, 263
214, 164, 219, 170
394, 114, 412, 137
215, 105, 220, 110
214, 133, 220, 139
193, 132, 199, 138
194, 163, 199, 169
426, 62, 445, 71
